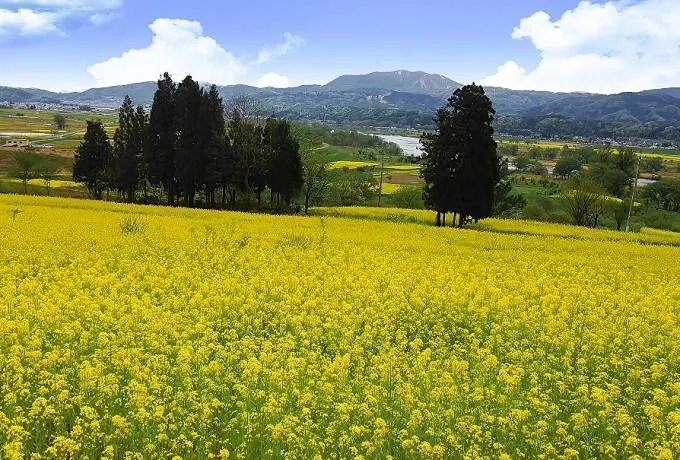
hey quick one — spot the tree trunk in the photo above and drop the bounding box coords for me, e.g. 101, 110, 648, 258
435, 212, 441, 227
167, 178, 174, 206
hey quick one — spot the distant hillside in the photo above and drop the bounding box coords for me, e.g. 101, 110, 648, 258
62, 82, 158, 106
0, 87, 59, 104
523, 92, 680, 123
3, 71, 680, 141
639, 88, 680, 99
325, 70, 460, 96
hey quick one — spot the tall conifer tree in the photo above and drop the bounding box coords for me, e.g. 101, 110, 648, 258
146, 73, 177, 204
73, 121, 113, 199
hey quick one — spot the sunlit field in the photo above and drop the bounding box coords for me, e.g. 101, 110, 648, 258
1, 195, 679, 458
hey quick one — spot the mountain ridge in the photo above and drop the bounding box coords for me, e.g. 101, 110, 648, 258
2, 70, 680, 138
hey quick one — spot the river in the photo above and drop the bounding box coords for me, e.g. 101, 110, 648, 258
377, 135, 423, 157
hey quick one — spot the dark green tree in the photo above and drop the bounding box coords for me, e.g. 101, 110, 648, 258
421, 84, 499, 226
588, 163, 630, 198
554, 155, 582, 178
174, 75, 202, 207
146, 73, 177, 204
264, 118, 303, 208
512, 154, 531, 172
449, 84, 500, 224
113, 96, 146, 202
73, 120, 112, 199
53, 113, 67, 131
219, 135, 239, 205
228, 112, 263, 207
642, 178, 680, 212
197, 85, 226, 206
420, 105, 457, 226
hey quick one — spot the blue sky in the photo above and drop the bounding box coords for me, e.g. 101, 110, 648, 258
1, 0, 679, 94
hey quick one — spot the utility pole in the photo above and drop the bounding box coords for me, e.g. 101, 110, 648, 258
377, 161, 384, 206
625, 154, 641, 232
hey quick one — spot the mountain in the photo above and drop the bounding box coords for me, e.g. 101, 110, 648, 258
325, 70, 460, 96
62, 82, 158, 106
0, 86, 60, 104
639, 88, 680, 99
522, 92, 680, 123
3, 71, 680, 140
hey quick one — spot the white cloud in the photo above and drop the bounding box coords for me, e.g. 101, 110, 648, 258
0, 8, 61, 36
87, 19, 306, 87
481, 0, 680, 93
254, 32, 306, 64
87, 18, 248, 87
0, 0, 121, 38
90, 12, 118, 26
0, 1, 122, 11
256, 72, 291, 88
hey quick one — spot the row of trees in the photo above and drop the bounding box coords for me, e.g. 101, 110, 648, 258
552, 147, 638, 198
642, 178, 680, 212
73, 73, 304, 210
495, 114, 680, 144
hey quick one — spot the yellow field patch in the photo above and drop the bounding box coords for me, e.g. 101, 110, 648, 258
385, 164, 420, 171
330, 160, 380, 169
4, 178, 81, 188
378, 182, 401, 194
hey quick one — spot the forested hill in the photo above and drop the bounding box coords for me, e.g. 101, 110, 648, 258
3, 70, 680, 141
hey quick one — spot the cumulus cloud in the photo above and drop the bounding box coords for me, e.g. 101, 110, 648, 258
88, 19, 306, 87
256, 72, 291, 88
254, 32, 306, 64
0, 8, 61, 36
481, 0, 680, 94
88, 18, 248, 87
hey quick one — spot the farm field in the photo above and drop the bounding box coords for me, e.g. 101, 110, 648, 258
0, 109, 117, 154
1, 195, 680, 458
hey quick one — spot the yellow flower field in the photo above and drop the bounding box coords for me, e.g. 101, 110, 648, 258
330, 161, 380, 170
1, 195, 680, 459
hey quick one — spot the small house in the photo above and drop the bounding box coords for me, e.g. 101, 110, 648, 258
2, 139, 30, 148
